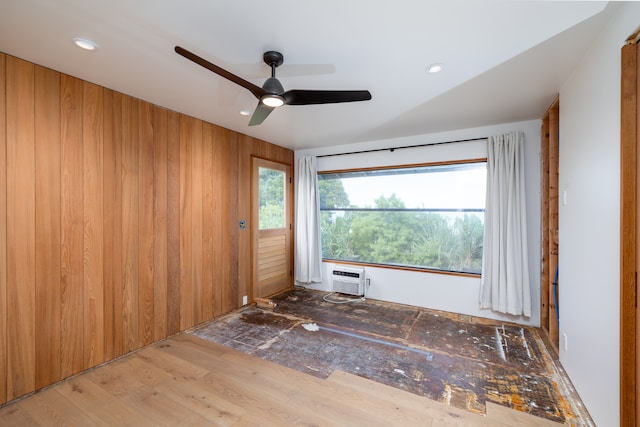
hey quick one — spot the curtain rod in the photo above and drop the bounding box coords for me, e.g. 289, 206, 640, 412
316, 137, 488, 158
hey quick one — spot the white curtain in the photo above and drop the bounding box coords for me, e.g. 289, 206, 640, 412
294, 156, 323, 283
480, 131, 531, 317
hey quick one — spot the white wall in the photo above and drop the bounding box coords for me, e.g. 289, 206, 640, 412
295, 119, 541, 327
558, 3, 639, 426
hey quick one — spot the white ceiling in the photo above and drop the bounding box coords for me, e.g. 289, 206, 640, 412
0, 0, 611, 151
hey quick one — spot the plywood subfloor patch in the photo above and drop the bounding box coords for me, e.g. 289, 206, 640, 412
192, 288, 593, 426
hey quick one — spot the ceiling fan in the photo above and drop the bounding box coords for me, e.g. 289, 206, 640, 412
175, 46, 372, 126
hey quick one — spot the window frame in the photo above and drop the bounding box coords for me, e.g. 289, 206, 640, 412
318, 158, 487, 277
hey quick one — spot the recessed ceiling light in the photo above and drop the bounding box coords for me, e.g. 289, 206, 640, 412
240, 109, 251, 116
426, 63, 444, 73
73, 38, 98, 51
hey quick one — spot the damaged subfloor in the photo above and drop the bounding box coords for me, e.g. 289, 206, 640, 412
191, 288, 593, 426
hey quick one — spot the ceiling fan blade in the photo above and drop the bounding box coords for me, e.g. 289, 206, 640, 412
175, 46, 266, 99
283, 89, 372, 105
248, 102, 275, 126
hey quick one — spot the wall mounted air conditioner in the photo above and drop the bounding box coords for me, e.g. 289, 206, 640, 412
331, 265, 365, 296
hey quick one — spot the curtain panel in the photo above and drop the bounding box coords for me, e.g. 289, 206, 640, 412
480, 131, 531, 317
294, 156, 323, 283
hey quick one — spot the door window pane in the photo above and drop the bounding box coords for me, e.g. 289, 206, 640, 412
259, 167, 285, 230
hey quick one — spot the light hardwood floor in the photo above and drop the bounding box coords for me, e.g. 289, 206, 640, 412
0, 333, 564, 426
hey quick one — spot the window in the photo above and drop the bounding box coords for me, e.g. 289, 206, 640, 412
318, 161, 486, 274
258, 166, 286, 230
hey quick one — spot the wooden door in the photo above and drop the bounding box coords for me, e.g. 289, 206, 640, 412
251, 157, 292, 299
621, 29, 639, 427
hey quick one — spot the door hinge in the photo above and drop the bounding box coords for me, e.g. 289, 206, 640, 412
289, 177, 292, 184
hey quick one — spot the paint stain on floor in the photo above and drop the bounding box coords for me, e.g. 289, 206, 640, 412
191, 288, 590, 426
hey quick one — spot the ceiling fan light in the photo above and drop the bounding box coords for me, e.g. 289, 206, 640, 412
261, 95, 285, 108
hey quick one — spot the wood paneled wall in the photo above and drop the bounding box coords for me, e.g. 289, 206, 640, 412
0, 52, 293, 404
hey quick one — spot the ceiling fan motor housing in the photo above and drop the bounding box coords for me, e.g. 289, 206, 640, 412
263, 76, 284, 95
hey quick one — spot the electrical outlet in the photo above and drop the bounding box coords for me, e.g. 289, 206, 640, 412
242, 295, 248, 305
366, 278, 371, 287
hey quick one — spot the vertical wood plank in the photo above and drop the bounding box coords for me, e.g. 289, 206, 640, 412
60, 74, 84, 379
153, 107, 168, 340
226, 132, 240, 312
620, 41, 638, 427
201, 123, 214, 321
179, 115, 193, 329
138, 100, 154, 347
34, 65, 62, 389
548, 101, 560, 347
121, 95, 139, 353
634, 40, 640, 427
6, 56, 36, 400
103, 90, 124, 360
288, 156, 294, 289
83, 81, 104, 369
0, 53, 8, 404
211, 127, 229, 316
191, 119, 203, 325
240, 136, 256, 304
540, 115, 550, 334
166, 111, 181, 335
